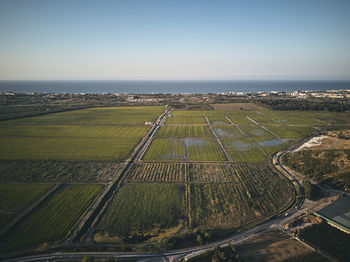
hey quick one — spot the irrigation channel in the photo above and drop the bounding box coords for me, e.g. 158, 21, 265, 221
66, 109, 171, 243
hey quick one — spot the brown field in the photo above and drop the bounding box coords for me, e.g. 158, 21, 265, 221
211, 103, 267, 111
237, 230, 328, 262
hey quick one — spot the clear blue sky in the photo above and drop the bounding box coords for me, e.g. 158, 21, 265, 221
0, 0, 349, 80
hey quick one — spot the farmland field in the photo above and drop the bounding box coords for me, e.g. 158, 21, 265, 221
0, 160, 120, 182
0, 137, 140, 160
7, 106, 165, 125
222, 139, 267, 162
190, 164, 293, 228
0, 124, 150, 138
239, 125, 276, 140
0, 184, 52, 228
95, 184, 186, 241
157, 126, 213, 138
143, 138, 186, 160
124, 162, 186, 183
212, 126, 243, 138
165, 116, 207, 125
1, 104, 342, 255
186, 138, 227, 161
0, 184, 103, 252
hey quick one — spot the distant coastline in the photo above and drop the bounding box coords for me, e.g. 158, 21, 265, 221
0, 80, 349, 94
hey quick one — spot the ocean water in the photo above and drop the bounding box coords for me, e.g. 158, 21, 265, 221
0, 80, 349, 94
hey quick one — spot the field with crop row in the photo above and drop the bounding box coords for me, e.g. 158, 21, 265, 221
165, 116, 207, 125
157, 126, 213, 138
239, 126, 276, 140
212, 126, 244, 138
207, 116, 230, 124
143, 138, 187, 161
0, 137, 140, 160
0, 124, 150, 138
0, 184, 53, 228
7, 106, 165, 125
190, 165, 293, 228
124, 163, 186, 183
0, 160, 119, 182
222, 139, 267, 162
143, 138, 226, 161
96, 184, 186, 239
0, 184, 103, 253
186, 138, 227, 161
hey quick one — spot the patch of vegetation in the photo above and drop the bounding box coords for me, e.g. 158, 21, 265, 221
157, 126, 213, 138
302, 179, 322, 201
186, 139, 226, 161
0, 184, 52, 228
297, 222, 350, 262
222, 139, 267, 162
7, 106, 165, 125
124, 163, 186, 183
165, 116, 207, 125
190, 167, 293, 228
143, 138, 186, 161
283, 149, 350, 191
0, 160, 119, 182
0, 184, 103, 252
96, 184, 186, 241
0, 137, 140, 161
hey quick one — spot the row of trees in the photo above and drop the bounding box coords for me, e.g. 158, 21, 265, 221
258, 98, 350, 112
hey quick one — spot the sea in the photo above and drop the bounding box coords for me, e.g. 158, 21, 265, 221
0, 80, 349, 94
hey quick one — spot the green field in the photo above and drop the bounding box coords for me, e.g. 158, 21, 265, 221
96, 184, 186, 240
157, 126, 213, 138
212, 126, 243, 138
0, 160, 120, 182
0, 184, 52, 228
165, 116, 207, 125
190, 164, 293, 228
0, 124, 150, 138
0, 137, 140, 160
0, 184, 103, 252
186, 138, 227, 161
223, 139, 267, 162
0, 106, 167, 161
7, 106, 165, 125
143, 138, 187, 161
239, 126, 276, 140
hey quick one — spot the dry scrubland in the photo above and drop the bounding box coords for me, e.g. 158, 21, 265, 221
1, 105, 349, 255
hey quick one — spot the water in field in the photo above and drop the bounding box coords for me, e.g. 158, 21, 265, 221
258, 139, 285, 147
213, 127, 241, 138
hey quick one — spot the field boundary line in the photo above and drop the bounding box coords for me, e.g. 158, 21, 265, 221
246, 116, 259, 125
0, 183, 62, 237
255, 111, 280, 124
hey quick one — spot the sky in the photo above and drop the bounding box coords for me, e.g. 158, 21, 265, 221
0, 0, 349, 80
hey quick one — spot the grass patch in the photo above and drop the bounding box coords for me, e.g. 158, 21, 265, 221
0, 184, 103, 252
96, 184, 186, 239
143, 138, 186, 161
223, 139, 267, 162
124, 163, 186, 183
0, 184, 52, 228
190, 165, 293, 228
157, 126, 213, 138
0, 137, 140, 160
0, 160, 119, 182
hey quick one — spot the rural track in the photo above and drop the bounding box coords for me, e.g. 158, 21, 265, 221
6, 136, 309, 262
